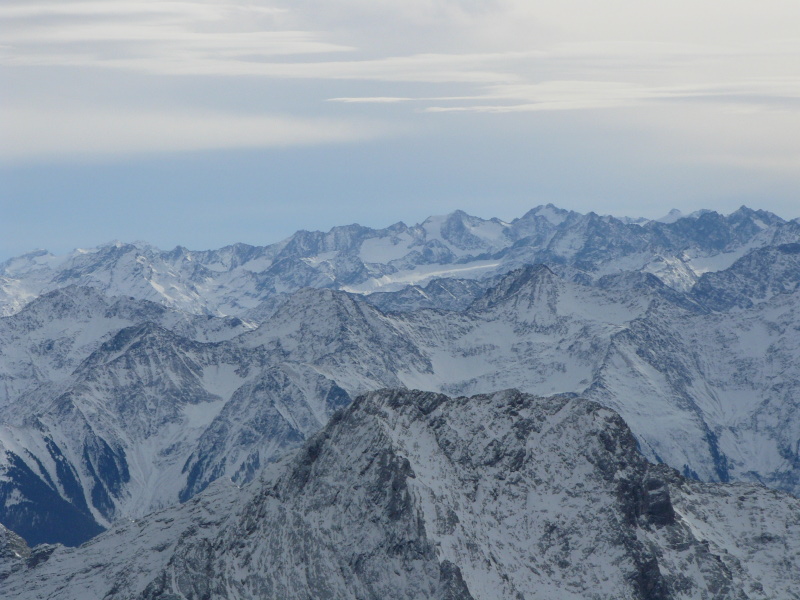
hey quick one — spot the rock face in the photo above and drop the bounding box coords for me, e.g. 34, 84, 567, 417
691, 242, 800, 310
3, 390, 798, 600
0, 521, 30, 581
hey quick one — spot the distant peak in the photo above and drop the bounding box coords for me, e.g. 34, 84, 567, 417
655, 209, 684, 224
728, 205, 784, 227
521, 204, 570, 226
420, 209, 472, 227
386, 221, 408, 232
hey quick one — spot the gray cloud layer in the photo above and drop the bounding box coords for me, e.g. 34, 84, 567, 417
2, 0, 800, 172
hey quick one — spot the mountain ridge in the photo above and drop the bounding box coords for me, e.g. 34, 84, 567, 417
2, 205, 796, 318
2, 389, 798, 599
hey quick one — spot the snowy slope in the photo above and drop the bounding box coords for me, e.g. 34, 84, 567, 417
3, 252, 800, 547
0, 285, 251, 412
1, 204, 799, 550
3, 390, 798, 600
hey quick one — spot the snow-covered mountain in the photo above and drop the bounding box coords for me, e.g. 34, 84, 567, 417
2, 389, 798, 599
1, 203, 799, 556
3, 260, 800, 548
1, 206, 796, 319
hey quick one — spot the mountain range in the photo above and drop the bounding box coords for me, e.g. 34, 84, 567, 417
0, 204, 799, 597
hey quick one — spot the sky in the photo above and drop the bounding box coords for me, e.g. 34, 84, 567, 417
1, 0, 800, 260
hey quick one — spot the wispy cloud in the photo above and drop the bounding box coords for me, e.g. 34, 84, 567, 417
2, 0, 800, 168
5, 2, 798, 94
1, 107, 392, 162
0, 1, 351, 60
329, 97, 413, 103
421, 78, 800, 114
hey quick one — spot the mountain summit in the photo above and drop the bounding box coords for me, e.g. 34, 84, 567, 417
3, 389, 798, 599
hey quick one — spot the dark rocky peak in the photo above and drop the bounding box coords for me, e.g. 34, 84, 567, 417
766, 217, 800, 245
385, 220, 409, 233
655, 208, 684, 223
728, 205, 784, 228
5, 389, 800, 598
597, 271, 705, 314
516, 203, 573, 226
325, 223, 378, 251
470, 263, 560, 311
439, 210, 479, 243
276, 223, 375, 261
415, 238, 458, 264
246, 287, 391, 349
267, 286, 377, 322
624, 207, 794, 260
260, 229, 323, 261
184, 242, 274, 272
724, 206, 785, 244
650, 210, 739, 252
10, 285, 106, 321
424, 210, 505, 252
502, 205, 573, 248
67, 323, 218, 433
75, 322, 196, 375
162, 245, 190, 263
0, 287, 159, 348
245, 288, 431, 384
51, 243, 150, 284
570, 211, 651, 260
228, 389, 723, 598
692, 243, 800, 311
366, 277, 489, 313
21, 286, 169, 322
0, 522, 30, 566
525, 210, 649, 269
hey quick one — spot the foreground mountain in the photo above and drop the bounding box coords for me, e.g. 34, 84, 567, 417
2, 389, 798, 599
2, 206, 797, 319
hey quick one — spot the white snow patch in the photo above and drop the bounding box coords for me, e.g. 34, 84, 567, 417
359, 234, 414, 263
301, 251, 339, 266
183, 399, 226, 429
342, 261, 501, 294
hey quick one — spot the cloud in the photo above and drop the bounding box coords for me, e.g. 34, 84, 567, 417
0, 0, 525, 84
329, 97, 413, 103
1, 52, 522, 84
0, 1, 351, 59
0, 107, 393, 163
421, 78, 800, 114
5, 1, 798, 92
2, 0, 800, 170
